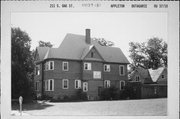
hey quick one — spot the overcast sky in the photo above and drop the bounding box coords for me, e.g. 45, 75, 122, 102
11, 12, 167, 62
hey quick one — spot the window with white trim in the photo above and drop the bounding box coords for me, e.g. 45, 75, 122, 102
104, 80, 110, 88
63, 79, 69, 89
44, 79, 54, 91
44, 61, 54, 70
119, 65, 125, 76
135, 76, 140, 82
49, 61, 54, 70
75, 80, 81, 89
104, 64, 110, 72
120, 80, 125, 90
84, 62, 91, 70
35, 65, 40, 75
35, 81, 40, 91
83, 82, 88, 92
63, 62, 69, 71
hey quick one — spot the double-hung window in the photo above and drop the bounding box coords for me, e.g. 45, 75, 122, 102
44, 61, 54, 70
120, 80, 125, 90
75, 80, 81, 89
119, 65, 125, 76
135, 76, 140, 82
83, 82, 88, 92
84, 62, 91, 70
104, 80, 110, 88
104, 64, 110, 72
45, 79, 54, 91
35, 81, 40, 91
35, 65, 40, 75
63, 62, 69, 71
63, 79, 69, 89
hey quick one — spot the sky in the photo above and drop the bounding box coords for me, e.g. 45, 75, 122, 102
11, 12, 167, 62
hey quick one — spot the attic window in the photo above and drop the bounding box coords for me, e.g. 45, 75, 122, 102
161, 75, 164, 79
91, 52, 94, 58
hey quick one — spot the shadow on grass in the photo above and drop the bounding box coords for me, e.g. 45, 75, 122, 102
11, 101, 53, 111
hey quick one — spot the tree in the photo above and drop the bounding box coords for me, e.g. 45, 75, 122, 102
92, 38, 114, 47
11, 27, 35, 100
129, 37, 167, 70
38, 40, 53, 47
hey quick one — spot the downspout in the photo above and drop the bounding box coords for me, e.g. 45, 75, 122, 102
41, 61, 44, 98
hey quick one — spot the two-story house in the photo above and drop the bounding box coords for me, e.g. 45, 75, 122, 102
34, 29, 129, 100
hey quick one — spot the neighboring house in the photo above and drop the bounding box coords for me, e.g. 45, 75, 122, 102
128, 67, 167, 99
34, 29, 129, 100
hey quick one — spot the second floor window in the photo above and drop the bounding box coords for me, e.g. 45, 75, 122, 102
84, 62, 91, 70
63, 79, 69, 89
63, 62, 69, 71
135, 76, 140, 82
44, 61, 54, 70
119, 65, 125, 76
35, 65, 40, 75
104, 64, 110, 72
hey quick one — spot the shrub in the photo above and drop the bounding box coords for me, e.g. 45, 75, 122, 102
100, 86, 119, 100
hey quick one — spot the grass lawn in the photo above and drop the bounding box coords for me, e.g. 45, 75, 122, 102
11, 98, 167, 116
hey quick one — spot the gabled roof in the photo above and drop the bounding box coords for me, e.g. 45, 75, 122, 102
35, 33, 129, 63
130, 67, 150, 79
148, 67, 166, 82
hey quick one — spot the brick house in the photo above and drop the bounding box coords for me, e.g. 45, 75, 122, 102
34, 29, 129, 100
129, 67, 167, 98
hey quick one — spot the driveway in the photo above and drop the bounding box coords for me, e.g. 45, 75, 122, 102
11, 98, 167, 116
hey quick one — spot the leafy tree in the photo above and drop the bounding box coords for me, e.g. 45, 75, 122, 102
92, 38, 114, 46
129, 37, 167, 70
11, 27, 35, 100
38, 40, 53, 47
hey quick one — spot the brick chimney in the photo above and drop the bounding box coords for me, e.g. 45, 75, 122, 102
85, 29, 91, 44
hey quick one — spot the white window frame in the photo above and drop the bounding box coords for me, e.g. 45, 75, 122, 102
135, 75, 140, 82
75, 80, 81, 89
49, 61, 54, 70
104, 64, 110, 72
104, 80, 110, 88
119, 65, 125, 76
35, 65, 40, 75
35, 81, 39, 91
84, 62, 91, 70
83, 82, 88, 92
45, 79, 54, 91
62, 79, 69, 89
62, 61, 69, 71
120, 80, 125, 90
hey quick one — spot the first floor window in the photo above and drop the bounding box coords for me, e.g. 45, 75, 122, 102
84, 62, 91, 70
120, 81, 125, 90
104, 64, 110, 72
44, 79, 54, 91
63, 79, 69, 89
35, 81, 40, 91
104, 80, 110, 88
83, 82, 88, 92
119, 65, 125, 76
75, 80, 81, 89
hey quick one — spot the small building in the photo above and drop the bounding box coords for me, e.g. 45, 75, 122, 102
34, 29, 129, 100
129, 67, 167, 99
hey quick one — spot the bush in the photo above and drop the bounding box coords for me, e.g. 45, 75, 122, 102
100, 86, 119, 100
